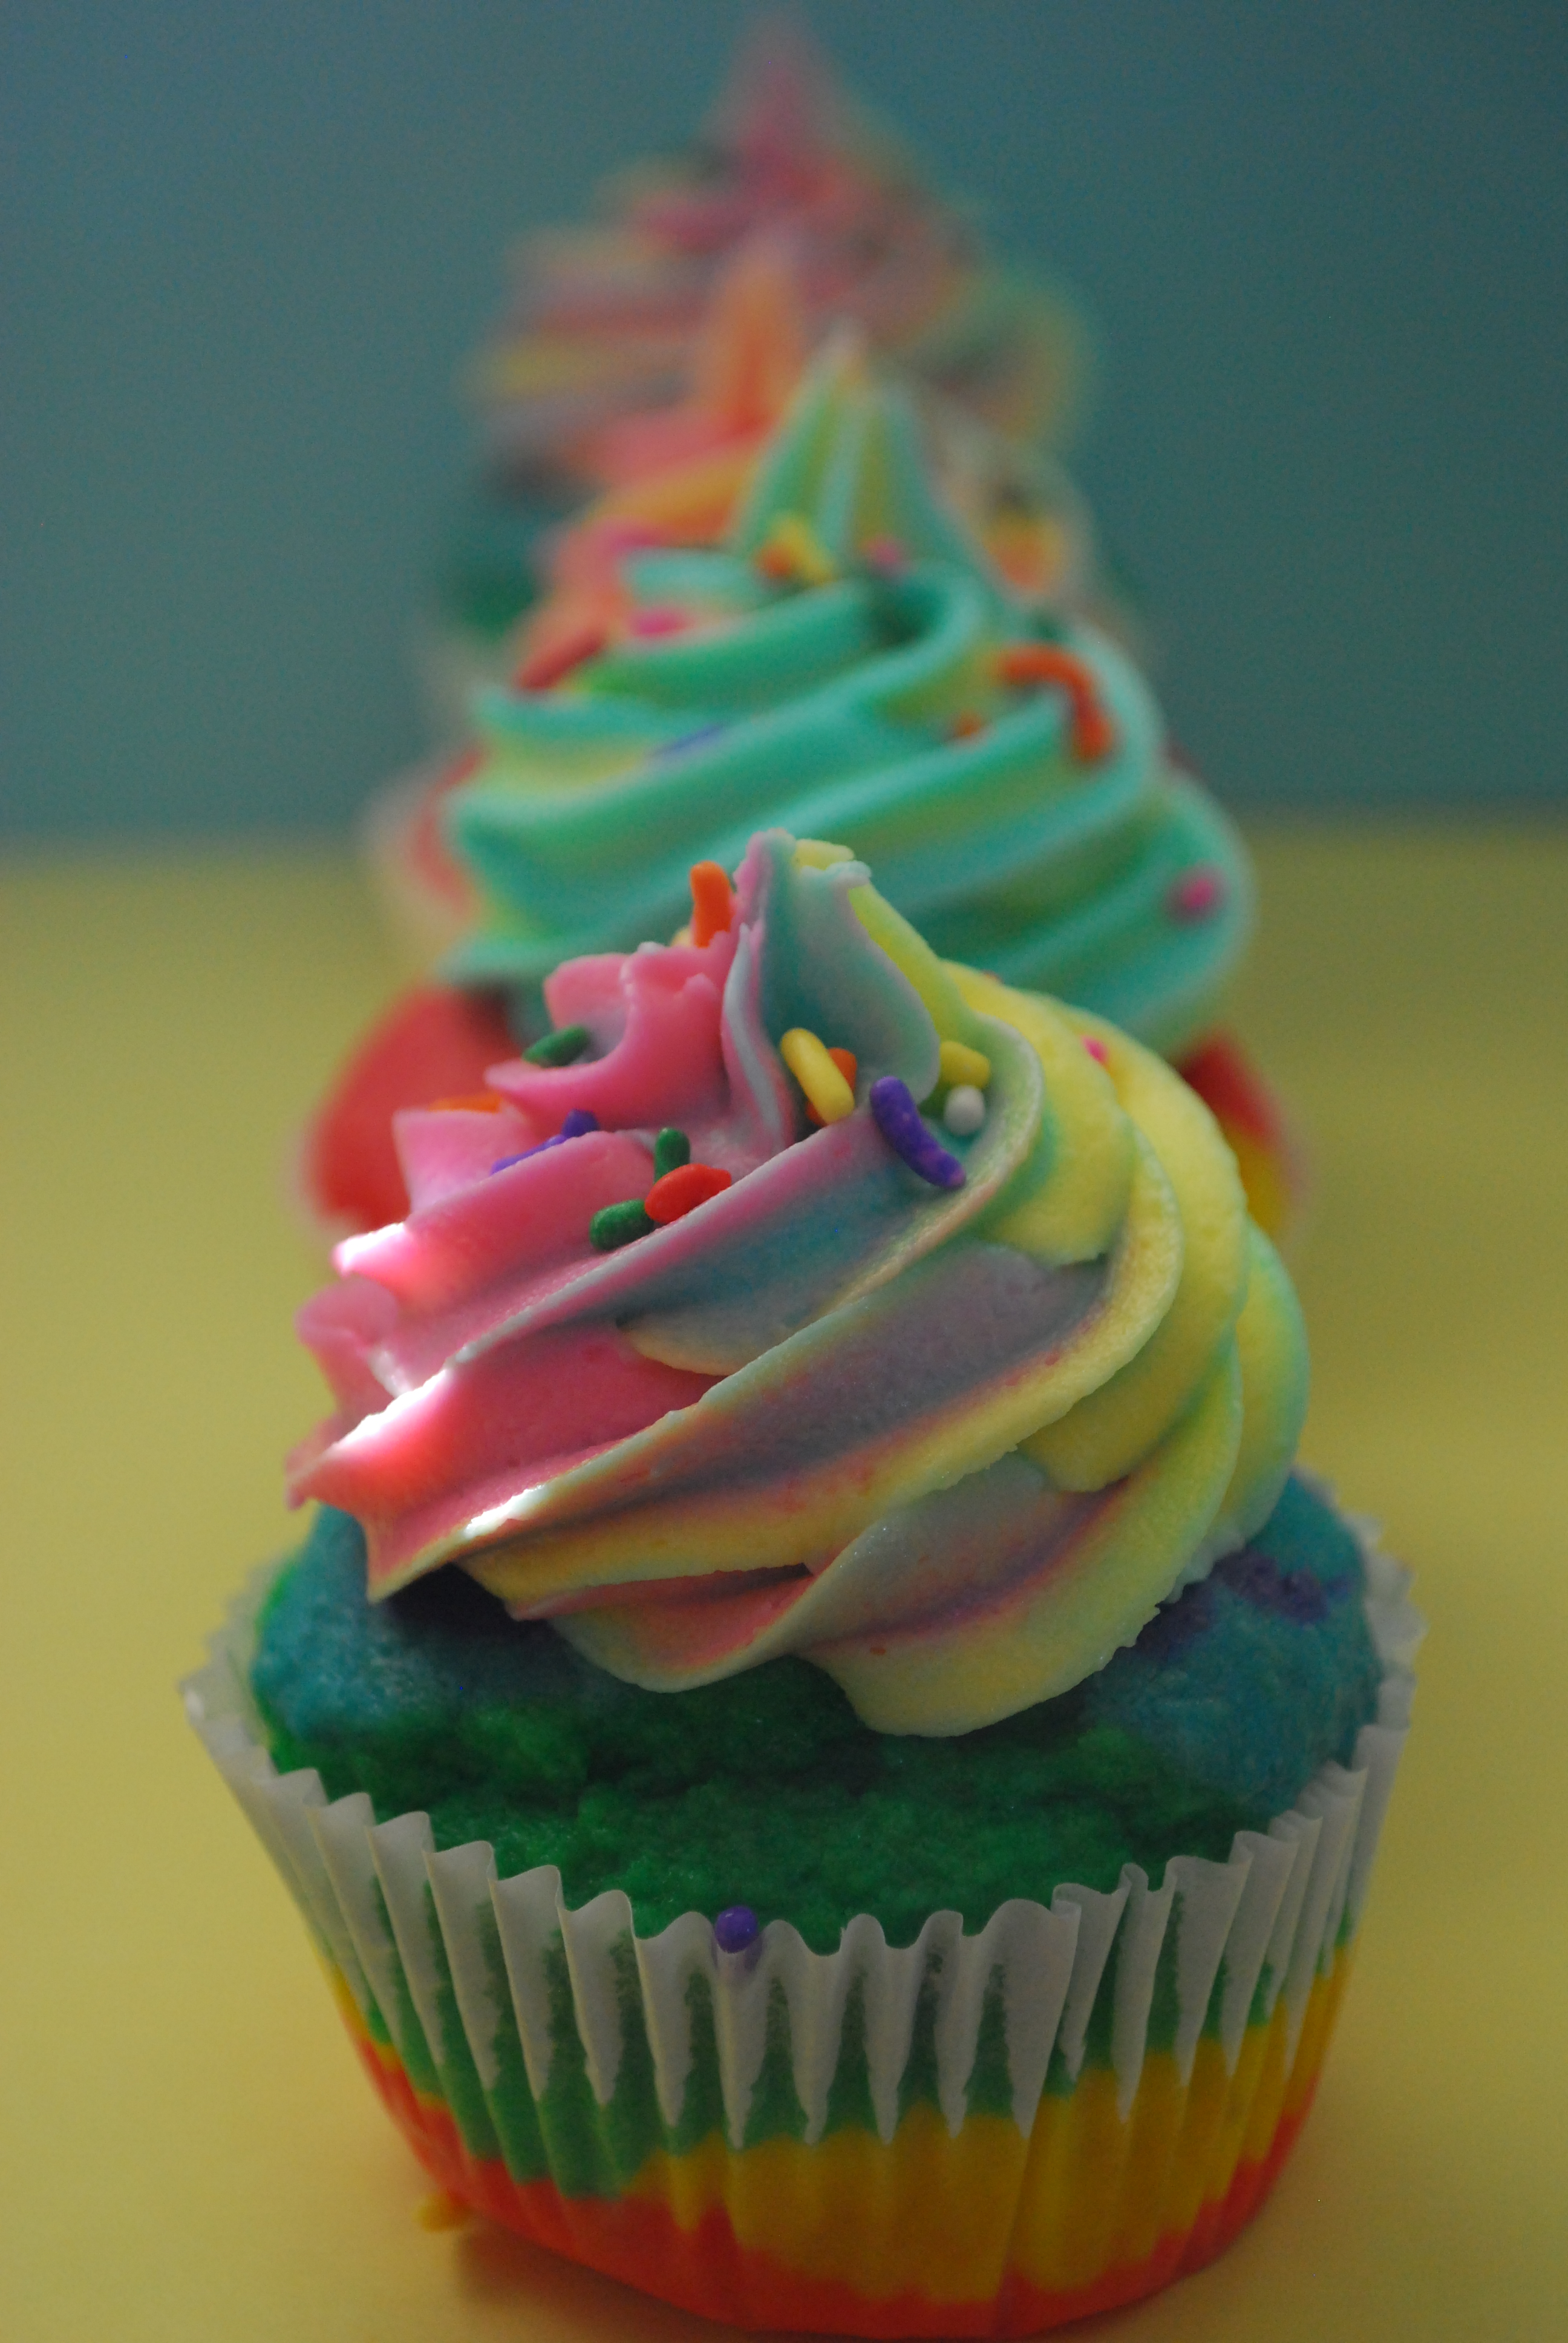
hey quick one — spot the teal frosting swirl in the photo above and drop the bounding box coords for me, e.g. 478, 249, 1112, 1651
445, 347, 1251, 1057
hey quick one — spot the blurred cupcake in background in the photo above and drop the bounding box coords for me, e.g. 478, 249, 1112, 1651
424, 16, 1091, 732
314, 346, 1298, 1248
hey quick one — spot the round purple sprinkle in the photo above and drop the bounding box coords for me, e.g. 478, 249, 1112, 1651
869, 1076, 966, 1189
713, 1904, 760, 1954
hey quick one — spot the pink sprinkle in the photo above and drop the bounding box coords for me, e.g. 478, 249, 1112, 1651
598, 522, 665, 555
1167, 865, 1226, 922
862, 535, 907, 575
1082, 1036, 1109, 1065
629, 606, 688, 638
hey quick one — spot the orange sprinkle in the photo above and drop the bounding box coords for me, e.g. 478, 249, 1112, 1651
645, 1161, 733, 1223
753, 542, 797, 581
994, 643, 1116, 761
688, 860, 735, 947
805, 1046, 858, 1126
427, 1091, 503, 1113
949, 710, 988, 740
518, 621, 607, 692
416, 2190, 471, 2232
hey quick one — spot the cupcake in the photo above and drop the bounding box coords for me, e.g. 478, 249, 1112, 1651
428, 20, 1086, 724
192, 830, 1416, 2335
310, 348, 1295, 1245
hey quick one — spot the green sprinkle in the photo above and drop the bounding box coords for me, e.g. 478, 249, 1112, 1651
590, 1199, 656, 1251
524, 1023, 590, 1067
653, 1127, 691, 1179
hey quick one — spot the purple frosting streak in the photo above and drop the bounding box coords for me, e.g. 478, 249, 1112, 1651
1215, 1548, 1338, 1625
869, 1075, 966, 1189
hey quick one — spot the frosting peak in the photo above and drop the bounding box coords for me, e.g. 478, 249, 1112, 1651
444, 345, 1250, 1057
292, 831, 1306, 1736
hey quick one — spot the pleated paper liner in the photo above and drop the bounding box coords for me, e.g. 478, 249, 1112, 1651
186, 1498, 1419, 2336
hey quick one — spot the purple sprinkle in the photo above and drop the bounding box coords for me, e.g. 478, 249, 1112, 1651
647, 716, 727, 764
869, 1076, 966, 1189
713, 1904, 759, 1955
652, 722, 728, 761
491, 1108, 599, 1173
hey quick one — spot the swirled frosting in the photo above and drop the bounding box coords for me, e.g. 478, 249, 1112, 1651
442, 346, 1248, 1059
290, 830, 1305, 1736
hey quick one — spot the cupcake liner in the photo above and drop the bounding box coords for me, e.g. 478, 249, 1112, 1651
186, 1502, 1419, 2336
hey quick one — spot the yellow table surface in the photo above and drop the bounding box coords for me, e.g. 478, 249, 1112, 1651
3, 827, 1566, 2342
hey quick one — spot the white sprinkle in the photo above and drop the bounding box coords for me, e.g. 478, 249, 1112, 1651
942, 1084, 987, 1136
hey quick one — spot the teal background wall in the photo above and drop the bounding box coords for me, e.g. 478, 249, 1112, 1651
4, 0, 1564, 837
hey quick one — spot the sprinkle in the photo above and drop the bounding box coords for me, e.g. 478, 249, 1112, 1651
803, 1047, 857, 1126
713, 1904, 760, 1954
870, 1076, 966, 1188
646, 1161, 733, 1223
428, 1091, 504, 1113
1082, 1035, 1109, 1066
416, 2191, 472, 2232
753, 511, 837, 588
628, 606, 688, 638
792, 837, 855, 871
524, 1023, 590, 1067
942, 1084, 987, 1136
993, 642, 1116, 761
781, 1029, 856, 1125
653, 1126, 691, 1179
590, 1198, 656, 1251
652, 722, 728, 761
949, 710, 989, 740
518, 621, 607, 693
491, 1108, 599, 1173
1167, 865, 1226, 922
689, 860, 736, 948
860, 534, 907, 575
598, 521, 665, 556
938, 1039, 992, 1092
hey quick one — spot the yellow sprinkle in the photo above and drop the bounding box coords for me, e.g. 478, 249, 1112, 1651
792, 838, 856, 870
781, 1027, 855, 1123
415, 2191, 471, 2232
757, 511, 837, 588
939, 1038, 993, 1092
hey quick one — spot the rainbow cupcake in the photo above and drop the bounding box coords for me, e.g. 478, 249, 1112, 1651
315, 349, 1295, 1245
194, 830, 1414, 2333
430, 21, 1086, 716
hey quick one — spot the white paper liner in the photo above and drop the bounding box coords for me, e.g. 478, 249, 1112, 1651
185, 1505, 1420, 2150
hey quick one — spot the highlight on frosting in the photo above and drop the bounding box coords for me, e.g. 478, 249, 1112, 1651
440, 338, 1249, 1063
290, 830, 1307, 1738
